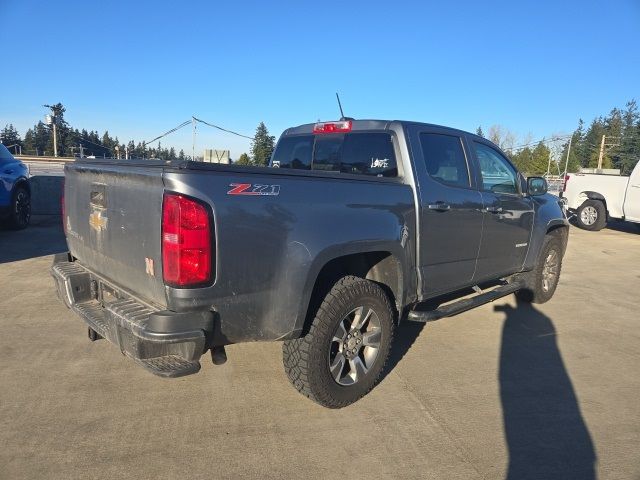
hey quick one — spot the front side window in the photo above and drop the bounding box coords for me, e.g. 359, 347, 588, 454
473, 142, 519, 194
419, 133, 470, 188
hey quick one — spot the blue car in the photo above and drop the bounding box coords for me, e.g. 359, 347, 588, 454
0, 143, 31, 229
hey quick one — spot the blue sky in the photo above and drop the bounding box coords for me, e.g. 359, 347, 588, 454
1, 0, 638, 158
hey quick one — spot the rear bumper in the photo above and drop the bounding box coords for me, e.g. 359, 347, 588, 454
51, 256, 213, 378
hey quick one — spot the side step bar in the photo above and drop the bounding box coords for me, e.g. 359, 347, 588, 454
408, 281, 523, 323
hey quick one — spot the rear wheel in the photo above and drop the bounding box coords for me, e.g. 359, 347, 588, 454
516, 234, 563, 304
282, 276, 394, 408
8, 186, 31, 230
576, 199, 606, 231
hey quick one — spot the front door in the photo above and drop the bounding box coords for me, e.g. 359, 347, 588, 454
409, 127, 484, 298
470, 140, 534, 281
623, 166, 640, 222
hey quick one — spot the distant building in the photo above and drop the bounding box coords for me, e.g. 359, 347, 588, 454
203, 149, 230, 164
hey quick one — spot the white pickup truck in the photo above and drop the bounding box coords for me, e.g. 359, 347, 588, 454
562, 162, 640, 231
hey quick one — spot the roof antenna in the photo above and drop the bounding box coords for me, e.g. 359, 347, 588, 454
336, 92, 346, 120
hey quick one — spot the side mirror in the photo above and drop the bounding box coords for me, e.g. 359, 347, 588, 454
527, 176, 548, 196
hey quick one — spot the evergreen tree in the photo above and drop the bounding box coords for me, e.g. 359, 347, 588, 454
250, 122, 275, 166
236, 153, 251, 165
476, 126, 484, 138
530, 141, 551, 174
0, 124, 23, 153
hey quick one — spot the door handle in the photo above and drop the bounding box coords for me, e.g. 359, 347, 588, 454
3, 169, 13, 174
484, 206, 503, 214
427, 202, 451, 211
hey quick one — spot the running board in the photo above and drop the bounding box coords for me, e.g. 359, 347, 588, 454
407, 282, 523, 323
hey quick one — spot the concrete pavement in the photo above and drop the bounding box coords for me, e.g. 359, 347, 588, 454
0, 217, 639, 479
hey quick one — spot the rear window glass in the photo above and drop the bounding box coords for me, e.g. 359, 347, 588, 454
272, 132, 397, 177
270, 135, 313, 169
313, 135, 343, 172
341, 133, 397, 177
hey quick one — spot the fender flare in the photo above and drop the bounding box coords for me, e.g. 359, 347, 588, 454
580, 191, 606, 203
12, 177, 31, 196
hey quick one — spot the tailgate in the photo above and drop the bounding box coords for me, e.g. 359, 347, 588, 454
63, 162, 167, 307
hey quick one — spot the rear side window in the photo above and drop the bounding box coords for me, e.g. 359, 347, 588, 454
271, 135, 313, 169
419, 133, 470, 188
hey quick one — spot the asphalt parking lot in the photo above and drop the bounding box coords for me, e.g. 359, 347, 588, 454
1, 216, 639, 479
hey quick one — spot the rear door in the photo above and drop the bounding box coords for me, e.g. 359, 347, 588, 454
470, 140, 534, 281
407, 125, 484, 297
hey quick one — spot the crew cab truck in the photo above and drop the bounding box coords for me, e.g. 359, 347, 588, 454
52, 119, 568, 408
562, 162, 640, 231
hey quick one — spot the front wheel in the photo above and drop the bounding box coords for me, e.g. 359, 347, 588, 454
282, 276, 394, 408
516, 234, 563, 304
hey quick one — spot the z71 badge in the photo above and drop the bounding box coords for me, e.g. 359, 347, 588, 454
227, 183, 280, 196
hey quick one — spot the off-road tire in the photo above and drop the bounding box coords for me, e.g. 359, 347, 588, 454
7, 186, 31, 230
282, 276, 394, 408
516, 234, 563, 304
576, 199, 606, 231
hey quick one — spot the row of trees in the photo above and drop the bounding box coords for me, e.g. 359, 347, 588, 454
5, 101, 638, 174
477, 99, 640, 175
0, 103, 276, 165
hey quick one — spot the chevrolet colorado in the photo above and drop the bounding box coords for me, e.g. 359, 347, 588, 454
52, 119, 568, 408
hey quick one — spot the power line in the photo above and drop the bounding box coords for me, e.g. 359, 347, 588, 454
144, 120, 192, 145
192, 117, 253, 140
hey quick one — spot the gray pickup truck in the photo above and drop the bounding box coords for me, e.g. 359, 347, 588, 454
52, 119, 569, 408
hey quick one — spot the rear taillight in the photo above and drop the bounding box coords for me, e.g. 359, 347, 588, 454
313, 120, 352, 134
563, 174, 570, 192
162, 193, 213, 287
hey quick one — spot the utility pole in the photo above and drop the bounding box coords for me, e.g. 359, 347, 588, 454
52, 121, 58, 157
192, 116, 196, 161
44, 105, 59, 157
563, 136, 573, 176
79, 143, 84, 158
597, 135, 606, 170
596, 135, 621, 170
125, 145, 129, 159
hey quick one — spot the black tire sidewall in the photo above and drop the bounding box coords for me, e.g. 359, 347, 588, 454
309, 280, 394, 406
10, 186, 30, 230
576, 200, 606, 231
533, 236, 562, 303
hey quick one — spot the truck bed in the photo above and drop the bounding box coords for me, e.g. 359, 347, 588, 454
63, 158, 417, 343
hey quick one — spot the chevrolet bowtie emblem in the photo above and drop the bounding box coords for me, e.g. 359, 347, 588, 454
89, 209, 108, 232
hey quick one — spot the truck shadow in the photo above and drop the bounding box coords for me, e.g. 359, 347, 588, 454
384, 300, 596, 479
495, 300, 596, 480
